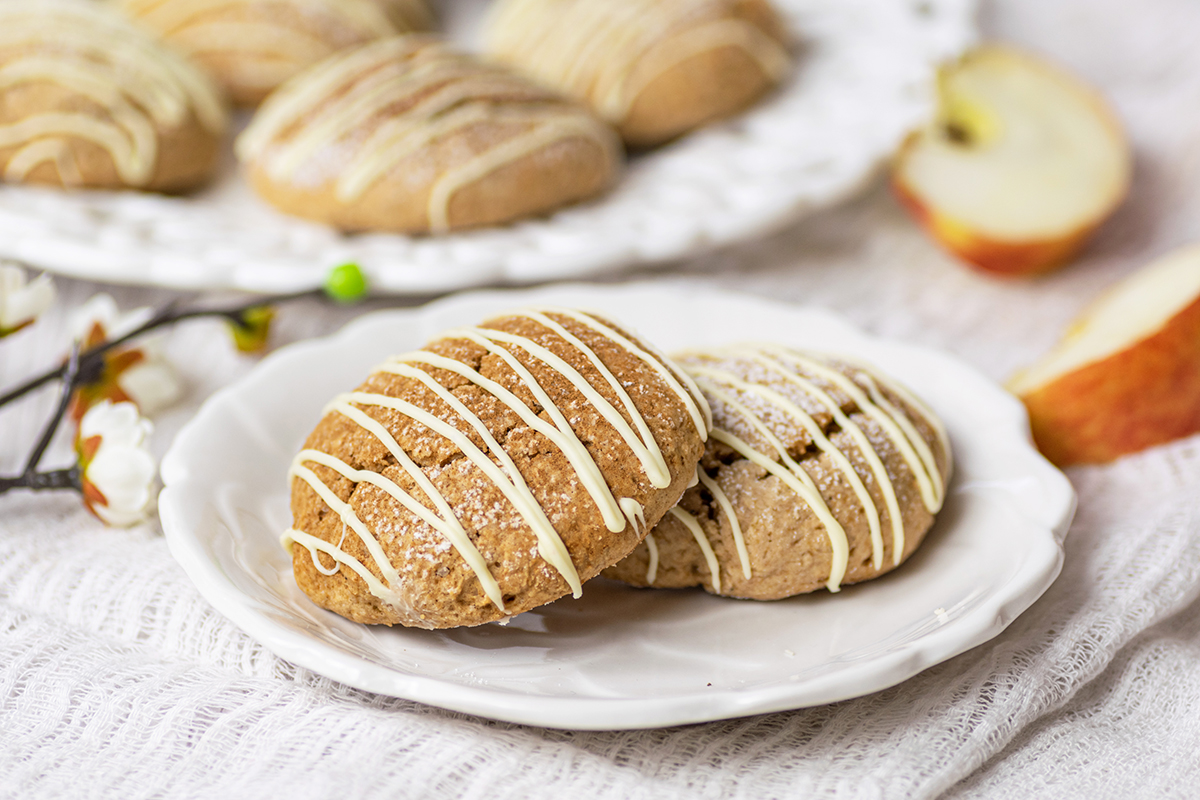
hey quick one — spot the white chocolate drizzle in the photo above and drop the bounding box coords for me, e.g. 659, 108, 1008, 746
696, 377, 851, 591
118, 0, 432, 95
0, 2, 227, 187
657, 347, 947, 593
236, 37, 621, 233
735, 350, 913, 568
696, 467, 749, 579
284, 309, 710, 618
644, 532, 660, 584
485, 0, 790, 125
693, 365, 888, 569
763, 348, 948, 515
668, 506, 721, 594
529, 306, 712, 438
5, 137, 80, 185
620, 498, 646, 535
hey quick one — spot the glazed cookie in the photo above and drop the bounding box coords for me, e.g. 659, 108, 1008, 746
484, 0, 791, 148
116, 0, 434, 106
284, 307, 711, 628
0, 0, 227, 192
236, 36, 622, 233
604, 347, 951, 598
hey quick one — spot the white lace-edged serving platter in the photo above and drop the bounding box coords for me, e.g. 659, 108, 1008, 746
158, 284, 1075, 730
0, 0, 976, 294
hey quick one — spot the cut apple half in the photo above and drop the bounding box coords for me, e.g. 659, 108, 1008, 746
894, 45, 1132, 277
1010, 245, 1200, 465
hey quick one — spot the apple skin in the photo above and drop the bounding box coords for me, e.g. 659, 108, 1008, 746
1018, 293, 1200, 465
892, 174, 1098, 278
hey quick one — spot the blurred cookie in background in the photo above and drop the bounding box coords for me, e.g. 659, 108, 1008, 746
484, 0, 790, 147
236, 36, 622, 233
117, 0, 434, 106
0, 0, 227, 192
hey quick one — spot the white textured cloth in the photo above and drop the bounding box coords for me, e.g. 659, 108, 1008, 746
5, 0, 1200, 796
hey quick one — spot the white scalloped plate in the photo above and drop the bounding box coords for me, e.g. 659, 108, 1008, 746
0, 0, 976, 293
158, 284, 1074, 729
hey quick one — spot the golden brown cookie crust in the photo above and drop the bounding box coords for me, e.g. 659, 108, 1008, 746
288, 310, 709, 628
236, 36, 622, 233
619, 43, 781, 148
604, 348, 952, 599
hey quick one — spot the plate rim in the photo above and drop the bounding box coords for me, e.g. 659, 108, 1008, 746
159, 282, 1075, 730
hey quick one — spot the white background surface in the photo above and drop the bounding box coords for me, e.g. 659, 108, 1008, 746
157, 287, 1072, 729
5, 0, 1200, 796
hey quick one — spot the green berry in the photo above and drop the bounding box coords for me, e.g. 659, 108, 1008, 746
324, 262, 368, 303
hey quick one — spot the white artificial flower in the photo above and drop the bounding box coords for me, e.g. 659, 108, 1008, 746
78, 400, 157, 527
69, 293, 155, 344
0, 263, 55, 336
115, 358, 184, 415
70, 293, 183, 416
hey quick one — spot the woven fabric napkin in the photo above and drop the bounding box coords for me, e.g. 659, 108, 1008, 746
5, 0, 1200, 795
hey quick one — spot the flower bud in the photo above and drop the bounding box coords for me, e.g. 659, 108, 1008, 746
77, 400, 156, 527
0, 264, 55, 337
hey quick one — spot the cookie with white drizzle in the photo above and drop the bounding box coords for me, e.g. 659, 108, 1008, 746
285, 307, 711, 628
116, 0, 434, 106
236, 36, 622, 234
0, 0, 227, 192
484, 0, 790, 148
604, 347, 951, 599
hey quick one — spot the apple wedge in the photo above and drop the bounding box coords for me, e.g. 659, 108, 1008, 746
1010, 245, 1200, 465
894, 46, 1132, 277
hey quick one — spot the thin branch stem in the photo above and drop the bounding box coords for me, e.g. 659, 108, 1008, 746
22, 341, 81, 476
0, 467, 80, 494
0, 288, 319, 410
0, 363, 55, 408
